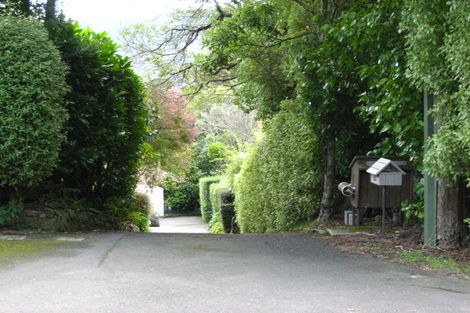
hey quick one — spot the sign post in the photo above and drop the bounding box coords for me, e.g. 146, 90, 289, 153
367, 158, 406, 233
423, 92, 437, 247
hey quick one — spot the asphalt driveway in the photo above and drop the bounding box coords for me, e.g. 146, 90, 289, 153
0, 232, 469, 313
150, 216, 209, 233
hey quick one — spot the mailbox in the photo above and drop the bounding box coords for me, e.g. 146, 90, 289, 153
342, 156, 414, 226
366, 158, 405, 186
349, 156, 413, 210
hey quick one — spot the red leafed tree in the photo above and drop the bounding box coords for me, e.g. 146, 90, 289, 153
141, 85, 197, 185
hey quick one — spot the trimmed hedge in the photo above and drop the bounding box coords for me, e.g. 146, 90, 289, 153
0, 17, 68, 194
198, 176, 221, 223
209, 183, 238, 233
234, 102, 323, 233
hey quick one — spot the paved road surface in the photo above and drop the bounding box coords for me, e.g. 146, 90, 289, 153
0, 232, 469, 313
150, 216, 209, 233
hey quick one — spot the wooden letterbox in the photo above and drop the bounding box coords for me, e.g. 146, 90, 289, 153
349, 156, 414, 210
367, 158, 405, 186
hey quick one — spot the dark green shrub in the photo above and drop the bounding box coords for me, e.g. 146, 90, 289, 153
235, 102, 323, 233
164, 165, 200, 214
47, 21, 146, 205
219, 193, 237, 234
128, 211, 150, 232
0, 17, 68, 204
103, 195, 149, 232
198, 176, 221, 223
208, 211, 225, 234
0, 200, 20, 227
208, 183, 224, 233
209, 183, 237, 233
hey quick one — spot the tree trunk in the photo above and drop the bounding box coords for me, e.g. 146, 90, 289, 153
20, 0, 30, 16
317, 138, 336, 222
437, 178, 462, 248
45, 0, 56, 26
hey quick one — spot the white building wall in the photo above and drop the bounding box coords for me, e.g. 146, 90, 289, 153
136, 184, 164, 216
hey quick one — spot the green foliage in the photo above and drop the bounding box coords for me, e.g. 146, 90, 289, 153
0, 0, 44, 17
208, 211, 225, 234
235, 102, 322, 233
103, 195, 149, 232
128, 211, 150, 232
0, 200, 20, 227
192, 135, 233, 176
47, 20, 147, 204
402, 0, 470, 181
207, 141, 229, 164
401, 201, 424, 222
401, 180, 424, 222
208, 182, 236, 233
401, 250, 470, 275
142, 87, 197, 183
198, 176, 221, 223
0, 16, 68, 192
328, 1, 423, 166
164, 165, 200, 214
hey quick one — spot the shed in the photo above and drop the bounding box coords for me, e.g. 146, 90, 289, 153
349, 156, 414, 211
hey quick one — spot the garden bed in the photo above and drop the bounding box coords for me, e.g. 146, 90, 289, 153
326, 226, 470, 279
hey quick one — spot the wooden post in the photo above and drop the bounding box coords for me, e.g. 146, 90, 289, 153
382, 186, 386, 233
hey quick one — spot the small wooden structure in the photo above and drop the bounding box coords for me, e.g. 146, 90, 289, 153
367, 158, 406, 186
348, 156, 414, 225
367, 158, 406, 231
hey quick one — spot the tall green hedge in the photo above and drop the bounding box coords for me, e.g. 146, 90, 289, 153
198, 176, 221, 223
0, 17, 68, 199
47, 21, 147, 204
234, 102, 322, 233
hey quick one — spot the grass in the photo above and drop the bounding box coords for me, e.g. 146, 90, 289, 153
401, 250, 470, 276
0, 239, 65, 263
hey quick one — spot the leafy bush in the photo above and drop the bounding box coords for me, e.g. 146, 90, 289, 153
209, 183, 237, 233
128, 211, 150, 232
208, 211, 225, 234
0, 200, 20, 227
401, 179, 424, 223
234, 102, 322, 233
198, 176, 221, 223
103, 195, 149, 232
164, 166, 200, 214
47, 20, 146, 205
0, 17, 68, 201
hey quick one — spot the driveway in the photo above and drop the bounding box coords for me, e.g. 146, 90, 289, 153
150, 216, 209, 233
0, 232, 469, 313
